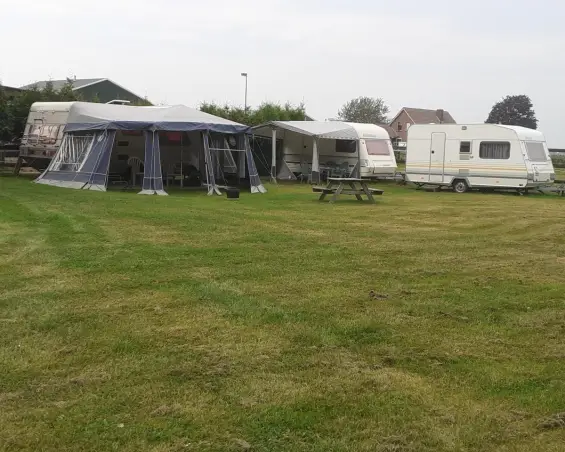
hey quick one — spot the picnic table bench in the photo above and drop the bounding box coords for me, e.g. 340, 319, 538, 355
553, 179, 565, 196
312, 177, 383, 204
538, 179, 565, 196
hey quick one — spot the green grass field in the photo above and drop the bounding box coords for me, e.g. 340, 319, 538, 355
1, 176, 565, 451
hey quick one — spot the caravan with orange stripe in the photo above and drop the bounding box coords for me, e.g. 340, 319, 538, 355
405, 124, 555, 193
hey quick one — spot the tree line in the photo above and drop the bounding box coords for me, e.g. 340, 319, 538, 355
1, 76, 540, 144
203, 94, 538, 130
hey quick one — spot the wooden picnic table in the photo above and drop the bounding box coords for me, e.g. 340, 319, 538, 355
554, 179, 565, 196
312, 177, 383, 204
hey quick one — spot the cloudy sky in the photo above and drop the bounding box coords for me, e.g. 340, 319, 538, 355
2, 0, 564, 146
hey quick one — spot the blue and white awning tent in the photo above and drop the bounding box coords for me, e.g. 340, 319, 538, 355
35, 102, 266, 195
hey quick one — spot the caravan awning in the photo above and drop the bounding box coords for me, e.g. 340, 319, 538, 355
64, 102, 249, 134
252, 121, 360, 140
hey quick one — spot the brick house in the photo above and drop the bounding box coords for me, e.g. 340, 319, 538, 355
389, 107, 456, 147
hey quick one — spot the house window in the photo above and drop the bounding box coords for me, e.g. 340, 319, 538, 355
397, 122, 402, 132
406, 123, 411, 130
366, 139, 391, 156
479, 142, 510, 159
335, 140, 356, 153
460, 141, 471, 153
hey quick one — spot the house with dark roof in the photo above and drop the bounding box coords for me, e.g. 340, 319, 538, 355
389, 107, 456, 147
19, 78, 149, 104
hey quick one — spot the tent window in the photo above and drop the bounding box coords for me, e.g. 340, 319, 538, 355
159, 131, 186, 146
50, 135, 95, 171
366, 139, 390, 156
335, 140, 356, 153
479, 142, 510, 159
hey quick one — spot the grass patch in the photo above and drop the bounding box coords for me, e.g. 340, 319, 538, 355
1, 177, 565, 451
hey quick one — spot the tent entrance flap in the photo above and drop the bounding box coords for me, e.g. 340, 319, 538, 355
139, 131, 167, 195
35, 130, 116, 190
311, 137, 320, 185
204, 133, 266, 195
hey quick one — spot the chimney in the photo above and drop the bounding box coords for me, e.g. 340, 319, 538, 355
436, 109, 444, 123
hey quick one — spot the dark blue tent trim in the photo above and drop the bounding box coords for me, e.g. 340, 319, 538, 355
140, 131, 166, 195
64, 122, 249, 134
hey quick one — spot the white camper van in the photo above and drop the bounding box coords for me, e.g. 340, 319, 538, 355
18, 102, 76, 172
405, 124, 555, 193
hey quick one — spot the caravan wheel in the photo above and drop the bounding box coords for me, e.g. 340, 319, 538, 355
453, 180, 468, 194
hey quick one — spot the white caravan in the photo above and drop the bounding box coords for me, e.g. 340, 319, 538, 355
252, 121, 397, 181
18, 102, 75, 172
405, 124, 555, 193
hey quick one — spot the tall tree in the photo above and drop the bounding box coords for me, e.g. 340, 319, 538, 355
337, 96, 390, 124
0, 84, 15, 142
485, 95, 538, 129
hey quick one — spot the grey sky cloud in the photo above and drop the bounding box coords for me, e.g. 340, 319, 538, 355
1, 0, 564, 146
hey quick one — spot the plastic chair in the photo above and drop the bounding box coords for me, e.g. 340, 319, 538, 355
128, 157, 143, 186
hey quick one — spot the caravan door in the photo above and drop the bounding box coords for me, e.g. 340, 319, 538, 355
429, 132, 446, 183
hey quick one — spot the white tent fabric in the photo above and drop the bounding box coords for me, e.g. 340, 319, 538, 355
64, 102, 247, 133
254, 121, 360, 140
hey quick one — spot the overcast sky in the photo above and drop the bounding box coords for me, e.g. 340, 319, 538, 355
2, 0, 564, 146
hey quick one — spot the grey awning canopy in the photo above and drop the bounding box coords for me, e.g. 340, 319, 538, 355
252, 121, 360, 140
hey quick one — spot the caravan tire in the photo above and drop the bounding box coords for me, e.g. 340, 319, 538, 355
453, 180, 468, 194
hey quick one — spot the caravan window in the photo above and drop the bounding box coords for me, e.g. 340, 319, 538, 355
525, 142, 547, 162
335, 140, 356, 153
366, 140, 391, 156
479, 142, 510, 160
28, 120, 43, 144
459, 141, 471, 153
38, 125, 60, 145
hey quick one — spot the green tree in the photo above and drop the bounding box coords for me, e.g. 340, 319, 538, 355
8, 85, 43, 141
337, 96, 390, 124
57, 78, 81, 101
200, 101, 306, 126
485, 95, 538, 129
0, 83, 15, 141
131, 97, 153, 106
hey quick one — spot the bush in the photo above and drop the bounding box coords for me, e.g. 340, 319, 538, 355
394, 150, 406, 164
550, 154, 565, 168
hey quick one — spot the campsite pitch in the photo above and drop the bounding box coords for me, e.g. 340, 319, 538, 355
1, 177, 565, 451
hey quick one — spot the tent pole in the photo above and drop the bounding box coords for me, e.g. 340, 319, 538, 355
357, 139, 361, 178
270, 127, 277, 183
180, 132, 184, 188
311, 137, 320, 185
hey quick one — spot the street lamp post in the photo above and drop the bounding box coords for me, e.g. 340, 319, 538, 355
241, 72, 248, 113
